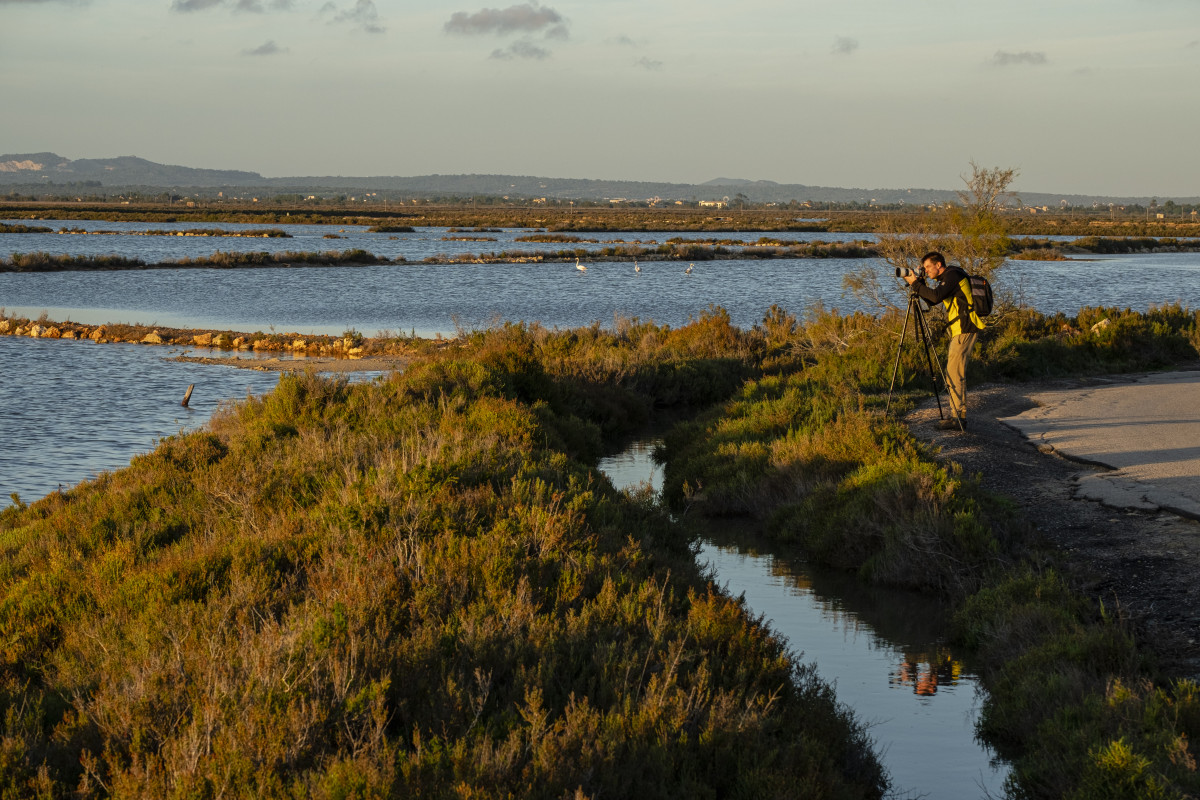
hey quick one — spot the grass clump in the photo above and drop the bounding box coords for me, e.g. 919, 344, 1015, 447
954, 570, 1200, 799
980, 304, 1200, 379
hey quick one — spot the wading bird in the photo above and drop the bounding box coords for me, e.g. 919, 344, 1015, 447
576, 258, 587, 273
634, 261, 641, 273
685, 263, 694, 274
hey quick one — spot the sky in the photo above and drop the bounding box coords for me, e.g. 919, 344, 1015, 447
2, 0, 1198, 197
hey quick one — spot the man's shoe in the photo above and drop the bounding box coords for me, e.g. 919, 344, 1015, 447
936, 417, 966, 431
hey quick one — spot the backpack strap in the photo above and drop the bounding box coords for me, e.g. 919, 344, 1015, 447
944, 269, 980, 332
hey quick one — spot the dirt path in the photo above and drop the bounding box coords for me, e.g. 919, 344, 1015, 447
906, 376, 1200, 679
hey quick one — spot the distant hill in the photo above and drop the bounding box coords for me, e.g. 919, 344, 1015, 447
2, 152, 1193, 207
699, 177, 781, 188
0, 153, 263, 188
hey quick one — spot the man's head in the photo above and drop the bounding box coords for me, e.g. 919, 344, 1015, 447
920, 251, 946, 280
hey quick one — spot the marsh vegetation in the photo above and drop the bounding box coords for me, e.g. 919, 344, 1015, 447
1, 249, 393, 273
0, 314, 893, 799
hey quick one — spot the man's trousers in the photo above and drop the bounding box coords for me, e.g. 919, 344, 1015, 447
945, 331, 978, 419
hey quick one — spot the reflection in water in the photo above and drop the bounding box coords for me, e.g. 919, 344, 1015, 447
892, 649, 962, 696
598, 440, 1009, 800
594, 438, 664, 494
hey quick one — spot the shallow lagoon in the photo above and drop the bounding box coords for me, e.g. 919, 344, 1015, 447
3, 250, 1197, 338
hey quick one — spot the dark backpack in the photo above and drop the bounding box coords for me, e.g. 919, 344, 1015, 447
966, 274, 994, 317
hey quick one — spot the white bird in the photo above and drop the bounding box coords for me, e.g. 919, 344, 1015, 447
685, 263, 694, 275
634, 261, 641, 273
576, 258, 587, 272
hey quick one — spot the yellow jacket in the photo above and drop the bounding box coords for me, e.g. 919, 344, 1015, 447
914, 266, 985, 336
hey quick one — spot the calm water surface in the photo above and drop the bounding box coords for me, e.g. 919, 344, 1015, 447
0, 220, 866, 265
4, 252, 1197, 338
597, 440, 1008, 800
0, 336, 281, 507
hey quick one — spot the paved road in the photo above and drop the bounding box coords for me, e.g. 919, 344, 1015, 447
1000, 370, 1200, 520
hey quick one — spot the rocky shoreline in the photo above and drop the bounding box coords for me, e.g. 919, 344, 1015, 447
0, 313, 438, 369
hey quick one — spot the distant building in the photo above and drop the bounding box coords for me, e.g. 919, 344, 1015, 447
699, 200, 727, 209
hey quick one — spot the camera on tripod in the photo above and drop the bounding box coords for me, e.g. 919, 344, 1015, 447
895, 265, 925, 279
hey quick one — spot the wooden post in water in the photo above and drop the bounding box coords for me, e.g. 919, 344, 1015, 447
181, 384, 195, 407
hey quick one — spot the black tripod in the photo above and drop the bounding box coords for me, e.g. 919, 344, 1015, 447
885, 290, 960, 429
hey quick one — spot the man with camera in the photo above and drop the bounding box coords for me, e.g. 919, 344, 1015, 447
902, 251, 985, 430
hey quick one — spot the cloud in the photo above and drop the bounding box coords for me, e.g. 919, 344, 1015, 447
322, 0, 385, 32
445, 3, 565, 37
243, 39, 287, 55
490, 39, 550, 60
1187, 40, 1199, 49
237, 0, 294, 10
172, 0, 222, 9
634, 57, 663, 71
172, 0, 292, 10
612, 35, 638, 47
992, 50, 1048, 66
832, 36, 858, 55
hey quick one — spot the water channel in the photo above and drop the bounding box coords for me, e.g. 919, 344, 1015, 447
597, 439, 1008, 800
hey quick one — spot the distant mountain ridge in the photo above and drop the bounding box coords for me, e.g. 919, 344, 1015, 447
0, 153, 262, 187
1, 152, 1192, 206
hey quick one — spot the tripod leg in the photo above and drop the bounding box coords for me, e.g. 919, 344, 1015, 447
914, 304, 961, 427
910, 304, 944, 418
885, 297, 916, 416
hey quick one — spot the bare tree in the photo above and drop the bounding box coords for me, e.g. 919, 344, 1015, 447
950, 162, 1019, 280
844, 162, 1019, 312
